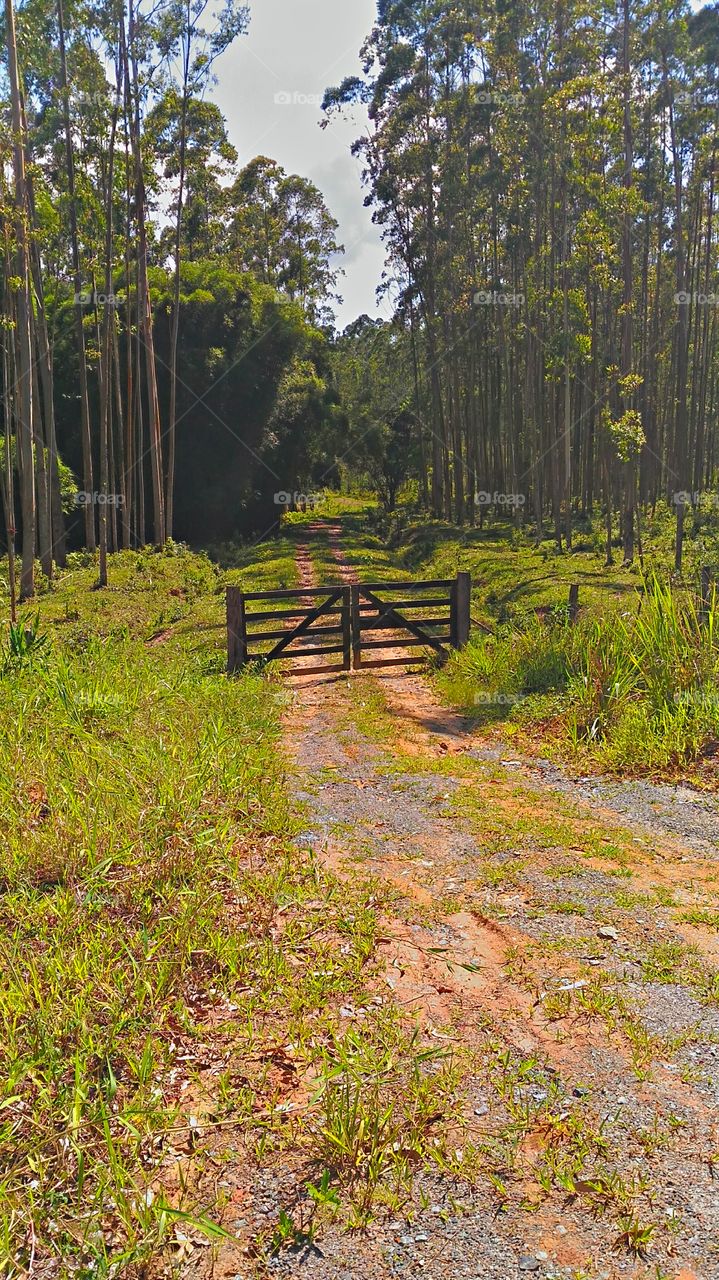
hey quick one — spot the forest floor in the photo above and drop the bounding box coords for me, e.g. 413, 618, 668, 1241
191, 521, 719, 1280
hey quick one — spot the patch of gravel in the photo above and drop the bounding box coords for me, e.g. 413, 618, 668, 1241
271, 663, 719, 1280
236, 1167, 661, 1280
529, 759, 719, 856
461, 738, 719, 855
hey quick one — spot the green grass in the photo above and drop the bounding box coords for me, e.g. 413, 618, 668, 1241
0, 550, 292, 1268
0, 524, 706, 1268
0, 555, 297, 1261
437, 573, 719, 774
0, 542, 481, 1271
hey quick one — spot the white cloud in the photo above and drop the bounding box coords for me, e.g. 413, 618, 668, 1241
213, 0, 386, 327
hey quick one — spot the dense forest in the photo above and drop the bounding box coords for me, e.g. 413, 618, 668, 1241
3, 0, 719, 603
0, 0, 345, 601
326, 0, 719, 570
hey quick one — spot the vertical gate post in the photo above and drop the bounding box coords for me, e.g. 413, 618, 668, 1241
341, 586, 352, 671
450, 572, 471, 649
700, 565, 712, 623
227, 586, 247, 674
350, 585, 361, 670
568, 583, 580, 625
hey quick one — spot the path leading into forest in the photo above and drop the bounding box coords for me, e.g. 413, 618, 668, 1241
273, 522, 719, 1280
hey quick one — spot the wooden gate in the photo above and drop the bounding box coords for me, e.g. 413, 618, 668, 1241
227, 573, 470, 675
227, 586, 351, 676
350, 575, 470, 669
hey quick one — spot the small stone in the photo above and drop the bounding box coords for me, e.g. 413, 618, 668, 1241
598, 925, 619, 941
475, 1103, 489, 1116
555, 1226, 567, 1236
573, 1086, 590, 1098
519, 1258, 540, 1272
535, 1252, 549, 1261
400, 1235, 414, 1246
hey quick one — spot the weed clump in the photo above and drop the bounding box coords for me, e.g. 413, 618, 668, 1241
440, 575, 719, 772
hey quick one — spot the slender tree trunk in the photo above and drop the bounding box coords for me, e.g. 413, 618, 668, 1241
57, 0, 95, 550
22, 126, 65, 570
32, 358, 52, 579
1, 277, 18, 623
5, 0, 35, 598
166, 22, 192, 540
97, 67, 121, 587
621, 0, 635, 565
123, 0, 165, 545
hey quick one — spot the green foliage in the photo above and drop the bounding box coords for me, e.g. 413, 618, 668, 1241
0, 613, 47, 674
442, 572, 719, 771
227, 156, 343, 325
602, 407, 646, 463
332, 318, 419, 509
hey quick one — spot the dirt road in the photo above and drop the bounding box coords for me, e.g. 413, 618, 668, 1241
274, 529, 719, 1280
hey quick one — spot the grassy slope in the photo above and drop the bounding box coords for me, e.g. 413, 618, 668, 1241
0, 543, 395, 1273
316, 494, 717, 614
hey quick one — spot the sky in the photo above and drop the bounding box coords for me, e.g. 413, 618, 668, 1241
212, 0, 387, 330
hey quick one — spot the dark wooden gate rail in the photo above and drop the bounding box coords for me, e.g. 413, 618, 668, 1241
227, 572, 471, 675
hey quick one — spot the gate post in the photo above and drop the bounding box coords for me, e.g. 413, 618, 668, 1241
700, 565, 712, 623
342, 586, 352, 670
227, 586, 247, 674
350, 585, 361, 670
450, 572, 471, 649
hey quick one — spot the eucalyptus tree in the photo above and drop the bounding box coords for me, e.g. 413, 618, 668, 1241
57, 0, 96, 549
149, 0, 248, 538
331, 315, 418, 507
227, 157, 344, 325
325, 0, 719, 560
4, 0, 35, 597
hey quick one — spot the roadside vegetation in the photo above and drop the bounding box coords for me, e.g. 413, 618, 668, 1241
0, 543, 479, 1274
436, 570, 719, 775
287, 498, 719, 777
2, 526, 718, 1274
